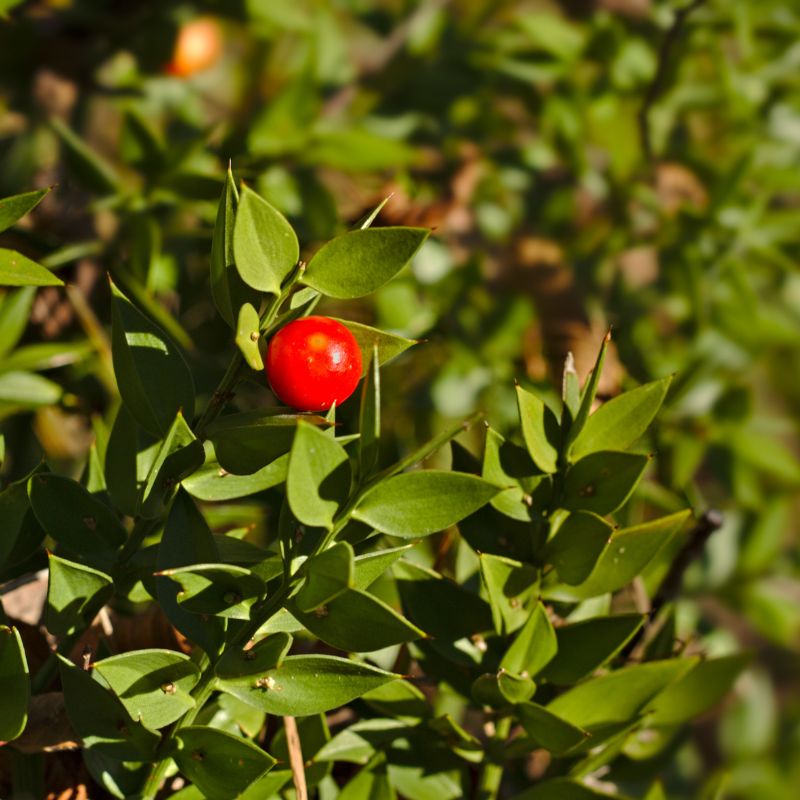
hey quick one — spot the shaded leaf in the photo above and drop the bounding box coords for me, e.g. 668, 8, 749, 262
545, 512, 614, 585
46, 553, 113, 637
516, 385, 560, 473
0, 625, 29, 741
561, 451, 649, 515
515, 703, 589, 755
295, 541, 354, 612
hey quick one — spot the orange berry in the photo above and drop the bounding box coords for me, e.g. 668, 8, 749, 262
167, 18, 222, 78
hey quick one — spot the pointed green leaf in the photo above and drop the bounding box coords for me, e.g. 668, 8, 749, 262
303, 227, 429, 299
358, 344, 381, 479
93, 649, 200, 729
0, 286, 35, 358
47, 553, 113, 637
174, 725, 276, 799
516, 385, 560, 473
218, 655, 398, 716
362, 680, 432, 721
57, 654, 160, 759
296, 542, 354, 612
0, 187, 50, 233
547, 659, 697, 729
561, 451, 649, 515
207, 410, 326, 475
564, 332, 611, 452
287, 420, 351, 530
111, 280, 195, 437
0, 625, 29, 741
29, 473, 126, 553
289, 588, 425, 652
545, 512, 613, 586
479, 553, 539, 635
353, 471, 500, 538
501, 602, 557, 677
161, 563, 266, 619
0, 370, 62, 405
570, 376, 672, 460
0, 249, 63, 286
515, 703, 589, 755
211, 168, 258, 327
336, 320, 417, 376
235, 302, 264, 370
352, 545, 414, 590
233, 185, 299, 294
216, 633, 293, 680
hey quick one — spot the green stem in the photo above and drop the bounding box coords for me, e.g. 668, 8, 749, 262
193, 351, 246, 440
476, 717, 511, 800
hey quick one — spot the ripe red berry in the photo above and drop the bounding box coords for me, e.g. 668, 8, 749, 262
266, 316, 362, 411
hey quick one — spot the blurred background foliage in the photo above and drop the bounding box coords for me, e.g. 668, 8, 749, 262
0, 0, 799, 797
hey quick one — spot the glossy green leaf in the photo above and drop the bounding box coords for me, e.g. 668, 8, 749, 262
516, 385, 560, 473
138, 412, 204, 518
29, 472, 126, 553
501, 602, 557, 677
211, 168, 258, 327
111, 280, 195, 438
358, 344, 381, 478
352, 545, 414, 590
547, 658, 696, 729
479, 552, 539, 634
0, 625, 29, 741
0, 249, 63, 287
156, 490, 224, 655
287, 420, 351, 530
336, 319, 417, 376
93, 649, 200, 729
57, 654, 160, 759
0, 370, 63, 405
295, 541, 354, 612
570, 376, 672, 460
174, 725, 276, 800
161, 563, 266, 619
515, 703, 589, 755
50, 117, 121, 194
289, 588, 425, 652
207, 410, 325, 475
46, 553, 113, 637
0, 287, 35, 358
302, 227, 429, 299
353, 471, 500, 538
542, 614, 644, 685
554, 510, 692, 599
644, 653, 749, 727
561, 451, 649, 515
235, 302, 264, 370
218, 654, 398, 716
216, 633, 293, 680
545, 512, 613, 586
233, 185, 299, 294
0, 187, 49, 233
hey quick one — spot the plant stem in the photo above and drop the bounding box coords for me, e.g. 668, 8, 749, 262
193, 351, 246, 440
476, 717, 511, 800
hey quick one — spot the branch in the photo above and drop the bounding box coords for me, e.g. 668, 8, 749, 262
638, 0, 707, 164
283, 716, 307, 800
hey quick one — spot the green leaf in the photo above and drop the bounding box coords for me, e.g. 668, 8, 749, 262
644, 653, 749, 727
564, 331, 610, 452
547, 659, 697, 729
0, 370, 63, 406
287, 420, 351, 530
211, 168, 258, 327
111, 280, 195, 438
479, 553, 539, 634
93, 649, 201, 729
361, 680, 432, 721
57, 654, 160, 759
0, 287, 35, 358
0, 249, 63, 287
156, 491, 224, 655
218, 654, 398, 716
289, 588, 425, 652
235, 302, 264, 370
336, 320, 417, 376
545, 512, 613, 586
183, 440, 288, 501
561, 451, 650, 515
358, 344, 381, 479
541, 615, 644, 685
570, 376, 672, 460
233, 185, 299, 294
302, 227, 429, 299
472, 671, 535, 708
50, 118, 121, 195
552, 510, 692, 599
0, 340, 92, 375
315, 718, 408, 764
161, 563, 266, 619
46, 553, 113, 637
0, 464, 44, 569
353, 471, 500, 538
296, 542, 354, 612
174, 725, 276, 799
0, 187, 50, 233
352, 545, 414, 590
29, 473, 126, 553
216, 633, 293, 680
511, 777, 628, 800
138, 412, 205, 518
0, 625, 29, 741
515, 703, 589, 755
207, 410, 326, 475
500, 602, 557, 677
516, 385, 560, 473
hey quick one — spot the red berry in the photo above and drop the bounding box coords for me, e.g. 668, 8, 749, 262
266, 316, 362, 411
